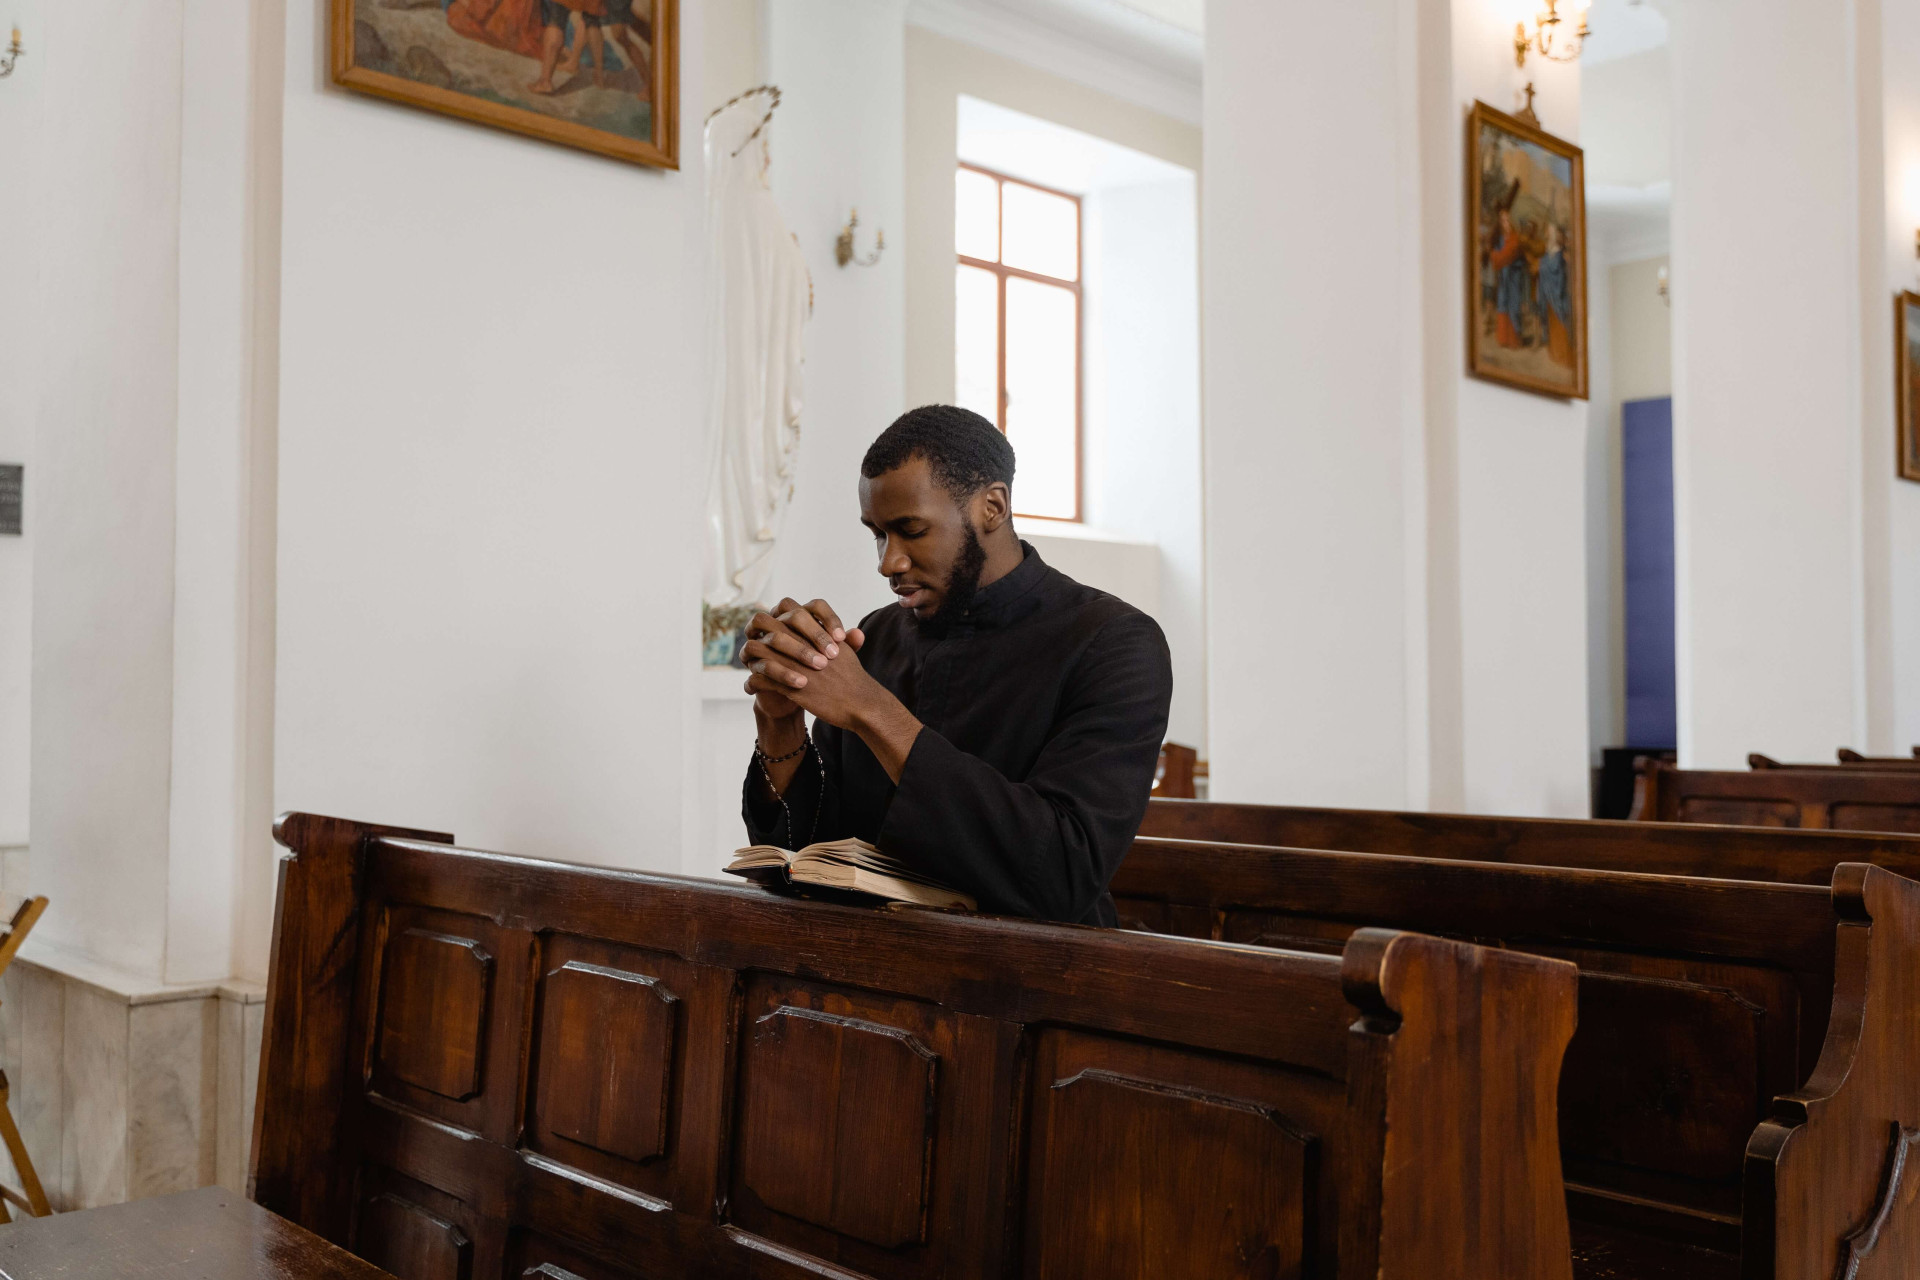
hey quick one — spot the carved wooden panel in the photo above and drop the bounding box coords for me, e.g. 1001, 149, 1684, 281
507, 1228, 631, 1280
739, 1003, 938, 1250
1677, 797, 1799, 827
1022, 1029, 1321, 1280
356, 1191, 473, 1280
537, 960, 678, 1165
377, 928, 493, 1102
1832, 804, 1920, 834
1558, 972, 1766, 1183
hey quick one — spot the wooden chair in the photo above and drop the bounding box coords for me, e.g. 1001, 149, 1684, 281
1110, 838, 1920, 1279
0, 895, 52, 1222
1137, 796, 1920, 885
252, 813, 1581, 1280
1150, 741, 1198, 798
1632, 757, 1920, 831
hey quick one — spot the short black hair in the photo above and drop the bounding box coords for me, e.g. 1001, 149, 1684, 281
860, 405, 1015, 501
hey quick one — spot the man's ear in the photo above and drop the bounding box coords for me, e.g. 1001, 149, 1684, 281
975, 482, 1012, 534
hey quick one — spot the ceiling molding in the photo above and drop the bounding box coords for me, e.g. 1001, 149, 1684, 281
906, 0, 1202, 127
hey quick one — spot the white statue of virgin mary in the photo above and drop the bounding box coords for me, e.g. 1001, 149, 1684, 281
702, 87, 810, 612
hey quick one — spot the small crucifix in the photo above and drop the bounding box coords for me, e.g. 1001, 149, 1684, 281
1516, 81, 1541, 128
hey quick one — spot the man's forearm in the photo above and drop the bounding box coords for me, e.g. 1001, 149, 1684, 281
849, 694, 923, 785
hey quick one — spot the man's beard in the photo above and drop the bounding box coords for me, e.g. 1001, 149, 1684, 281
914, 521, 988, 638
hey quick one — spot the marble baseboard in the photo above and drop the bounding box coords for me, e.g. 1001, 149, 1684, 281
0, 950, 264, 1211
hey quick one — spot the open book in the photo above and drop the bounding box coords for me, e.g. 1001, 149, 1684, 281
724, 837, 976, 911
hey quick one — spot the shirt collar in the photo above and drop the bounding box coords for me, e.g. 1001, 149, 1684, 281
953, 539, 1049, 630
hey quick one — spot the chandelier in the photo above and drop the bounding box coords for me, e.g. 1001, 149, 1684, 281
1515, 0, 1590, 66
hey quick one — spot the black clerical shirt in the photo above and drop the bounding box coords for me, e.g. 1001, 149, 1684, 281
743, 542, 1173, 926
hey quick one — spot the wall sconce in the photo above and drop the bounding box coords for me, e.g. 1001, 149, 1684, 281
834, 209, 884, 268
1515, 0, 1589, 67
0, 27, 23, 78
1657, 264, 1670, 308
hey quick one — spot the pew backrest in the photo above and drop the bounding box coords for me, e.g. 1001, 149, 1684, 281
1838, 748, 1920, 765
1111, 838, 1835, 1245
251, 813, 1580, 1280
1137, 796, 1920, 883
1111, 840, 1920, 1276
1633, 758, 1920, 832
1751, 752, 1920, 772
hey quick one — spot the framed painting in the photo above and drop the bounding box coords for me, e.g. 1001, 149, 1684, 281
1466, 100, 1588, 400
1898, 291, 1920, 483
330, 0, 678, 169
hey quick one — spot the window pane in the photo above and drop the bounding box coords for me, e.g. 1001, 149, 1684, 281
955, 265, 1000, 425
1004, 276, 1077, 519
1001, 182, 1078, 281
955, 168, 999, 262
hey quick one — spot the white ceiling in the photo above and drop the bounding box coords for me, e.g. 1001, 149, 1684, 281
1581, 0, 1670, 66
958, 95, 1194, 193
1111, 0, 1203, 36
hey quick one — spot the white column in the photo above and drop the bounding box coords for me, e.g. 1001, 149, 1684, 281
1668, 0, 1883, 765
1201, 0, 1429, 808
28, 0, 188, 979
1881, 0, 1920, 750
1204, 0, 1592, 816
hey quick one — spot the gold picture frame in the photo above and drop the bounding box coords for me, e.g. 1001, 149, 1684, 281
1897, 291, 1920, 483
330, 0, 678, 170
1466, 100, 1588, 401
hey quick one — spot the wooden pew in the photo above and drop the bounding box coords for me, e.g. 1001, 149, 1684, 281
1838, 747, 1920, 764
1138, 796, 1920, 884
1108, 838, 1920, 1279
1632, 758, 1920, 831
1751, 752, 1920, 772
252, 812, 1581, 1280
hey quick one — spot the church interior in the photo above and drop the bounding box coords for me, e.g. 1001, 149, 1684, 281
2, 0, 1920, 1275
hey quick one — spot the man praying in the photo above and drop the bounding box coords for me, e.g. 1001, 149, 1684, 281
740, 404, 1172, 925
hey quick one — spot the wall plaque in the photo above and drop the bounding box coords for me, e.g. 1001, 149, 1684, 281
0, 466, 19, 537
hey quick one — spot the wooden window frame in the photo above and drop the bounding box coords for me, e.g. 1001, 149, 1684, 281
957, 161, 1084, 523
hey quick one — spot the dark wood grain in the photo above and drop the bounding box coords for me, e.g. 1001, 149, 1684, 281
253, 813, 1583, 1280
0, 1185, 397, 1277
1633, 759, 1920, 832
1113, 837, 1832, 1241
250, 813, 454, 1242
1110, 830, 1920, 1279
1743, 864, 1920, 1279
1138, 796, 1920, 884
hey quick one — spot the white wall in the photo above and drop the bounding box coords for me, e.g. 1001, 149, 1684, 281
1449, 6, 1591, 819
271, 0, 709, 882
1203, 0, 1423, 807
1883, 0, 1920, 753
1204, 0, 1589, 816
1668, 0, 1880, 766
754, 0, 907, 627
0, 0, 45, 852
25, 0, 187, 977
1082, 176, 1205, 748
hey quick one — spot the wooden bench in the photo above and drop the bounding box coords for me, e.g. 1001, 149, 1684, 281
1752, 752, 1920, 772
1838, 747, 1920, 765
1138, 796, 1920, 884
1109, 838, 1920, 1279
251, 812, 1581, 1280
1632, 758, 1920, 831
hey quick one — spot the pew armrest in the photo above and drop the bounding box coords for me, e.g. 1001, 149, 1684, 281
1743, 862, 1920, 1280
250, 813, 455, 1240
1344, 928, 1579, 1280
